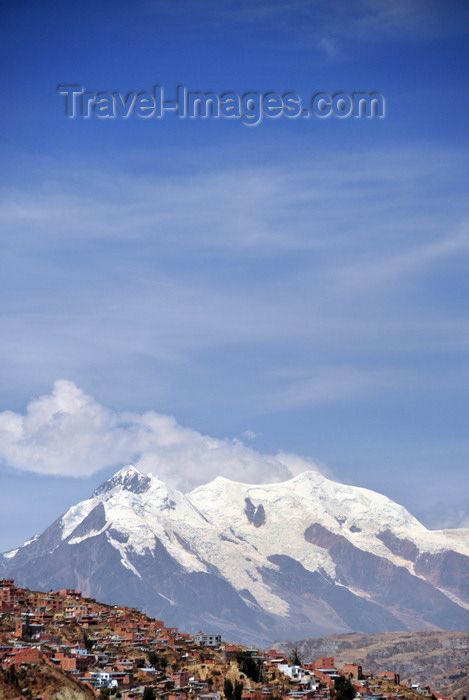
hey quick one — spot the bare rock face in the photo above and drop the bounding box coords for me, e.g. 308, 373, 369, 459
244, 498, 266, 527
304, 523, 467, 630
377, 529, 420, 561
2, 466, 469, 645
414, 549, 469, 602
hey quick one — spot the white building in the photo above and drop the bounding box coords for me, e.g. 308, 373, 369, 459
194, 632, 222, 648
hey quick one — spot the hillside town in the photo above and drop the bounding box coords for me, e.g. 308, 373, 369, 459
0, 580, 463, 700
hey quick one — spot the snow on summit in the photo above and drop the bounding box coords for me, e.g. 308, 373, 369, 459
2, 465, 468, 644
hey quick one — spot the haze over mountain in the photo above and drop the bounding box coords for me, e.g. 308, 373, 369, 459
2, 466, 468, 646
417, 499, 469, 531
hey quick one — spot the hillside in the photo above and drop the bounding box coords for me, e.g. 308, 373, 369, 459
276, 631, 469, 697
0, 661, 95, 699
2, 579, 466, 699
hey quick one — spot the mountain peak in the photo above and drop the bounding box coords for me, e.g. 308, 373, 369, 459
3, 468, 469, 646
93, 464, 152, 497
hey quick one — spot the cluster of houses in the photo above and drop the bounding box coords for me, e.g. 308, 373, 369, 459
0, 579, 456, 700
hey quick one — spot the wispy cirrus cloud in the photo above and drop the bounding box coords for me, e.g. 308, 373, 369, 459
0, 145, 468, 417
1, 146, 466, 252
163, 0, 469, 60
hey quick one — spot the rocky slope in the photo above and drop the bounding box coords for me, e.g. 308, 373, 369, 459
276, 630, 469, 697
0, 662, 95, 700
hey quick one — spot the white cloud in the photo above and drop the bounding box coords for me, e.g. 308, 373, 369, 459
0, 380, 314, 489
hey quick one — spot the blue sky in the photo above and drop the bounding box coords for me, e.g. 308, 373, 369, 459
1, 0, 469, 551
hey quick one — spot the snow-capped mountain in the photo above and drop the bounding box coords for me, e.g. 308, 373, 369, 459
2, 466, 469, 645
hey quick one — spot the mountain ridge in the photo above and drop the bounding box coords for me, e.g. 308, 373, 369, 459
1, 465, 468, 645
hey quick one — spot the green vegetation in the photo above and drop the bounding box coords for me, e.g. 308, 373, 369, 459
234, 680, 244, 700
236, 651, 263, 682
334, 675, 356, 700
83, 631, 94, 651
289, 646, 302, 666
224, 677, 234, 698
223, 678, 243, 700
